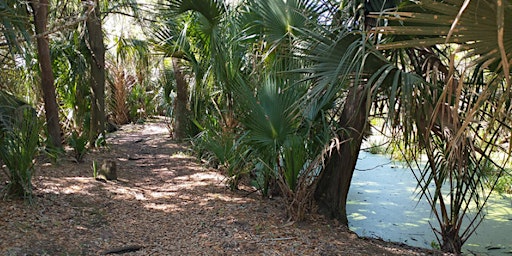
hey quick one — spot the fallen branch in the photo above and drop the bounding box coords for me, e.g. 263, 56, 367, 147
260, 237, 296, 242
102, 245, 143, 255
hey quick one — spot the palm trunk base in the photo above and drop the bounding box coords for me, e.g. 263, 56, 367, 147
314, 85, 368, 226
441, 226, 463, 254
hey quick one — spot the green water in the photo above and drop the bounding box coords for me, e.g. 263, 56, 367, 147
347, 151, 512, 255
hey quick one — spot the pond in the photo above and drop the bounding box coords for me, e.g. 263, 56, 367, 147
347, 151, 512, 255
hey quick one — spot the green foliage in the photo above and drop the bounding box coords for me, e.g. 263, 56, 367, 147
92, 160, 98, 179
235, 77, 302, 195
51, 30, 91, 131
154, 0, 334, 220
430, 240, 440, 250
481, 161, 512, 194
365, 140, 387, 155
282, 134, 307, 191
153, 0, 512, 227
0, 97, 40, 199
0, 1, 31, 56
249, 162, 268, 192
494, 173, 512, 194
372, 0, 512, 252
193, 130, 234, 168
373, 0, 512, 78
94, 133, 107, 148
387, 140, 418, 162
127, 83, 158, 123
68, 131, 88, 162
110, 36, 160, 124
43, 146, 63, 165
192, 122, 249, 190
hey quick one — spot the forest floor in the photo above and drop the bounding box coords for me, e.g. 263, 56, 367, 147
0, 118, 449, 255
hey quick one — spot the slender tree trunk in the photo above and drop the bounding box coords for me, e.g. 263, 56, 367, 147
172, 57, 189, 140
314, 84, 368, 226
85, 0, 106, 145
32, 0, 62, 149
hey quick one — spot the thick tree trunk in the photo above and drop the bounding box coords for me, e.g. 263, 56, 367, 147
85, 0, 106, 145
314, 84, 368, 226
33, 0, 62, 149
172, 58, 189, 140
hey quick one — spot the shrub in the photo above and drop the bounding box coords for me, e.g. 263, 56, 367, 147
192, 129, 247, 189
0, 100, 40, 199
68, 131, 88, 162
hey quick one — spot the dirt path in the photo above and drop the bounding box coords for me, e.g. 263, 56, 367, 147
0, 120, 444, 255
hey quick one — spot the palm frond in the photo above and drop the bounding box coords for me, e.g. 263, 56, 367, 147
236, 76, 302, 148
0, 1, 31, 57
371, 0, 512, 77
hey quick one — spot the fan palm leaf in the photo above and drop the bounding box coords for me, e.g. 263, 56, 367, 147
235, 76, 302, 147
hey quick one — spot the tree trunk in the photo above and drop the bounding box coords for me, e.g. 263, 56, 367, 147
441, 225, 463, 254
32, 0, 62, 149
172, 57, 189, 140
85, 0, 106, 145
314, 84, 368, 226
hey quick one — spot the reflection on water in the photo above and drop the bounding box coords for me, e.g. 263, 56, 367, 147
347, 151, 512, 255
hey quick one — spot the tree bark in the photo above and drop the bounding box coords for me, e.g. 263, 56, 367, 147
314, 84, 368, 226
441, 225, 463, 254
32, 0, 62, 149
85, 0, 106, 145
172, 57, 189, 140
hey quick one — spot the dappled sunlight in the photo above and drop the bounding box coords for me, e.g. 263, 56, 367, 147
144, 202, 181, 212
354, 208, 376, 215
1, 121, 442, 255
148, 166, 174, 175
170, 153, 197, 160
204, 193, 250, 204
147, 190, 177, 199
37, 177, 98, 196
473, 194, 512, 222
141, 124, 169, 135
402, 212, 432, 225
106, 184, 148, 201
172, 171, 225, 185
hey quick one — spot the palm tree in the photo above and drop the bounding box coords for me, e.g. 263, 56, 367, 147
108, 36, 155, 125
32, 0, 62, 149
74, 0, 141, 144
152, 19, 194, 140
153, 0, 410, 224
153, 0, 229, 140
0, 1, 62, 149
51, 29, 92, 133
368, 0, 512, 253
153, 0, 334, 219
291, 0, 405, 226
84, 0, 107, 145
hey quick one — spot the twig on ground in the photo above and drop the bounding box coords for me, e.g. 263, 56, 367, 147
102, 245, 143, 255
